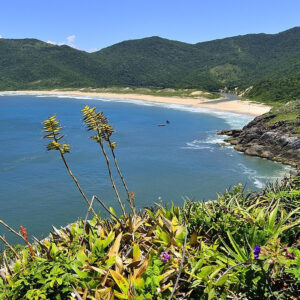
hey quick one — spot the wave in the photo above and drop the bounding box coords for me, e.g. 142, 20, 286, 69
237, 162, 294, 189
0, 165, 16, 172
35, 94, 96, 100
203, 133, 229, 145
253, 178, 265, 189
13, 154, 42, 164
181, 140, 213, 150
0, 92, 253, 128
127, 101, 253, 128
183, 132, 230, 150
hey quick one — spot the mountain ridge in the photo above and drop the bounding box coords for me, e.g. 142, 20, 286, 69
1, 27, 300, 102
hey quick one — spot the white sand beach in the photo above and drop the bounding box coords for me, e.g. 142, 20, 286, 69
3, 90, 271, 116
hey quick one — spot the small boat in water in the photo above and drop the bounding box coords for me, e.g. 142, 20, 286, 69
158, 120, 171, 126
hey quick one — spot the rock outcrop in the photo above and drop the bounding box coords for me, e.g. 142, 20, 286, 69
218, 101, 300, 169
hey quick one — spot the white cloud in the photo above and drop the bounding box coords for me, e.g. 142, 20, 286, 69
46, 35, 78, 49
88, 47, 99, 53
0, 34, 2, 39
66, 35, 76, 47
47, 40, 57, 45
45, 34, 83, 52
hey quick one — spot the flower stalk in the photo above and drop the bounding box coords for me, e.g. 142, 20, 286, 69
82, 106, 136, 216
42, 115, 99, 220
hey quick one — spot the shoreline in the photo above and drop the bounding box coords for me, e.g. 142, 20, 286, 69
0, 90, 271, 116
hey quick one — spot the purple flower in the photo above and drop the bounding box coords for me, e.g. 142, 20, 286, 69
161, 252, 171, 262
286, 250, 295, 259
253, 245, 261, 260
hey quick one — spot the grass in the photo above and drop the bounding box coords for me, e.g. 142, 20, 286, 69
268, 112, 299, 124
265, 100, 300, 137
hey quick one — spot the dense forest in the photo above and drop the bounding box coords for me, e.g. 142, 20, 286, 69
0, 27, 300, 102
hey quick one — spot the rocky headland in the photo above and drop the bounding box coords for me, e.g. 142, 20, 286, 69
219, 100, 300, 169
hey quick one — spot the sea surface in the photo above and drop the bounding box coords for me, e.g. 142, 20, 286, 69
0, 93, 293, 243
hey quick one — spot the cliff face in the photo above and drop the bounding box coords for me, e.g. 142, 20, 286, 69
219, 101, 300, 169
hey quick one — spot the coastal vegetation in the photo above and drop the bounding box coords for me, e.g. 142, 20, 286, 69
220, 100, 300, 169
266, 100, 300, 137
56, 87, 221, 99
245, 73, 300, 104
1, 27, 300, 103
0, 107, 299, 299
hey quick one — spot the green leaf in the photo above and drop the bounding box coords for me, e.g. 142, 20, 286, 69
110, 269, 129, 295
50, 243, 59, 258
208, 288, 216, 300
76, 249, 88, 265
267, 202, 279, 230
103, 231, 116, 249
158, 230, 170, 244
215, 274, 228, 286
72, 264, 88, 279
227, 231, 248, 262
133, 243, 141, 262
198, 266, 213, 280
13, 260, 22, 273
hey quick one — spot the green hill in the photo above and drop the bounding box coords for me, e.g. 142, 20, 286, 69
1, 27, 300, 102
0, 39, 103, 90
91, 36, 221, 90
246, 73, 300, 103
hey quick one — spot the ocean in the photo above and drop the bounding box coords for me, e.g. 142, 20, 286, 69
0, 93, 293, 244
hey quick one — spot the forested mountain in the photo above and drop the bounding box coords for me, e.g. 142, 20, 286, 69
1, 27, 300, 102
0, 39, 104, 90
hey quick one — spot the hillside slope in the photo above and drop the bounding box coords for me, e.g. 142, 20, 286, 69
1, 27, 300, 102
0, 39, 106, 90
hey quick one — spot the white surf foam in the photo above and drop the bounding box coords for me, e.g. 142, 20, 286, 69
237, 162, 295, 189
182, 132, 230, 151
253, 178, 265, 189
181, 139, 213, 150
203, 133, 229, 144
137, 101, 253, 128
0, 92, 253, 128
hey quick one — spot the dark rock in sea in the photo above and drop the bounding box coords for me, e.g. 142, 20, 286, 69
218, 101, 300, 169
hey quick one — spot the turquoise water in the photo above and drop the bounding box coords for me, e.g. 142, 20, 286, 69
0, 93, 292, 243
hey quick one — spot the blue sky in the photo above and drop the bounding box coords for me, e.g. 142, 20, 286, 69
0, 0, 299, 52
